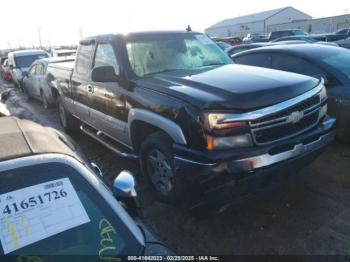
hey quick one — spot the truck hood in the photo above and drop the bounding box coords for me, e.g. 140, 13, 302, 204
138, 64, 319, 111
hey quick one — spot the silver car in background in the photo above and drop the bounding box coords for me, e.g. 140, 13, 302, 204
23, 57, 74, 109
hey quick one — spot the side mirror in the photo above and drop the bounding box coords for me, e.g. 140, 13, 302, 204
91, 66, 120, 82
113, 170, 137, 199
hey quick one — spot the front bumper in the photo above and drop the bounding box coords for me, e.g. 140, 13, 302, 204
173, 116, 336, 206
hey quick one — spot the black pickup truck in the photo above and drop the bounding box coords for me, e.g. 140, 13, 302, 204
47, 31, 336, 208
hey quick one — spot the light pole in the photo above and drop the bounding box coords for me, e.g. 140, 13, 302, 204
38, 27, 42, 49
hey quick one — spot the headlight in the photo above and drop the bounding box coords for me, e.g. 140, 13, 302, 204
319, 84, 327, 102
203, 113, 252, 150
203, 113, 247, 130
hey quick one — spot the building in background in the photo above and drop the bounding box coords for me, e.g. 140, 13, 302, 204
267, 13, 350, 34
205, 7, 311, 38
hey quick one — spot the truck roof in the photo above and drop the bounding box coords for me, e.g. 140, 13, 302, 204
80, 30, 201, 43
47, 60, 74, 70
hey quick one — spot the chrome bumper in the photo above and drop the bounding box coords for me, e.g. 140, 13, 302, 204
175, 118, 336, 173
234, 128, 335, 171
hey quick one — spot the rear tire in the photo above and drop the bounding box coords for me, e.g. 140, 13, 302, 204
57, 96, 79, 133
140, 131, 188, 204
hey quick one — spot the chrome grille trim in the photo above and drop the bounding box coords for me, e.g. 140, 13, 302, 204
216, 82, 324, 124
251, 103, 321, 131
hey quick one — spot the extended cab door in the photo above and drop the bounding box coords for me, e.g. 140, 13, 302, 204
71, 43, 94, 123
89, 42, 129, 146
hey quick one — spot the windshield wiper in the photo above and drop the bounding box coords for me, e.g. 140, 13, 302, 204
200, 62, 226, 67
143, 69, 183, 77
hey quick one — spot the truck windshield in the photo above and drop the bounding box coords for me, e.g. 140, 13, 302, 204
14, 54, 48, 68
125, 33, 232, 77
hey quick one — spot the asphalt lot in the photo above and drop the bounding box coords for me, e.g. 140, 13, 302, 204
1, 78, 350, 255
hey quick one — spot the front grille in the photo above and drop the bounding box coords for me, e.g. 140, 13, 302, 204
251, 95, 320, 126
253, 111, 319, 144
250, 94, 322, 145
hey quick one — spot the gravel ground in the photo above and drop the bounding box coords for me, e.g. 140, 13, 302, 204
1, 79, 350, 255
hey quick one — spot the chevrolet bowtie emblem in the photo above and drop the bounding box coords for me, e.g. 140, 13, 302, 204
287, 111, 304, 124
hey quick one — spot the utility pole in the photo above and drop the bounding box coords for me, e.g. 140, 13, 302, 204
17, 36, 21, 49
78, 27, 83, 39
6, 41, 12, 50
38, 27, 42, 49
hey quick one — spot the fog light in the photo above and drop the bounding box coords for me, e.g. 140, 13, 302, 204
207, 134, 253, 150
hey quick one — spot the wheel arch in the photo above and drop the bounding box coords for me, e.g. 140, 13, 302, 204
128, 109, 187, 151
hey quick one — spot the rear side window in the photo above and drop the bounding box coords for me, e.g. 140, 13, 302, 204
76, 45, 93, 75
93, 43, 119, 73
271, 54, 326, 77
234, 53, 271, 67
28, 65, 37, 77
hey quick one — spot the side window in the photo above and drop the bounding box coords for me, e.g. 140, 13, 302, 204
28, 65, 37, 77
35, 64, 44, 75
271, 54, 325, 77
93, 43, 119, 74
76, 44, 93, 75
234, 53, 271, 68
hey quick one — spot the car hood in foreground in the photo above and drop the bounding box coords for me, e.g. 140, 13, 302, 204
139, 64, 319, 111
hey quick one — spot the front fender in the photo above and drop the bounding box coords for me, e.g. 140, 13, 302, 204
127, 109, 187, 146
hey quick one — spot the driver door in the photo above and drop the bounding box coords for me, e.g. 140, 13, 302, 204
24, 65, 37, 97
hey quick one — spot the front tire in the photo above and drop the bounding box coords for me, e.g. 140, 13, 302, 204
140, 132, 187, 204
41, 92, 49, 110
22, 83, 32, 101
57, 96, 79, 132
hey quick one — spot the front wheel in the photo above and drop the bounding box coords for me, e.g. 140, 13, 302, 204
57, 96, 79, 133
140, 132, 187, 204
41, 92, 49, 110
22, 83, 32, 101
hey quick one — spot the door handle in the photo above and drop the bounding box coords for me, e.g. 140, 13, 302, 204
87, 85, 94, 93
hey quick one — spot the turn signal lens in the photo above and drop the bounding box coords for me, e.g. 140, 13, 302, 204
319, 85, 327, 102
319, 104, 327, 119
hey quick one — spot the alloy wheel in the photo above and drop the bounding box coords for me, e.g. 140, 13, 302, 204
146, 149, 174, 196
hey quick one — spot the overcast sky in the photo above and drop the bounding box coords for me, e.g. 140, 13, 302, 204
1, 0, 350, 49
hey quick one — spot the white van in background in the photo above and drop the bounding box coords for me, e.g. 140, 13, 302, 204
51, 49, 76, 57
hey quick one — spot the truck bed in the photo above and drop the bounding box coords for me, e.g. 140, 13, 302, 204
47, 61, 74, 81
